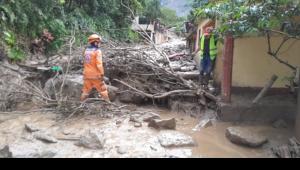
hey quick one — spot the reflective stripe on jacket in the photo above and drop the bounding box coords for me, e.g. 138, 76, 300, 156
83, 47, 104, 79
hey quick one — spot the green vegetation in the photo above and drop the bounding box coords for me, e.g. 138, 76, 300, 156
0, 0, 150, 60
190, 0, 300, 36
142, 0, 186, 33
0, 0, 189, 61
160, 7, 186, 30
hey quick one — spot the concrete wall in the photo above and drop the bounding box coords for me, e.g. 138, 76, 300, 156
214, 36, 300, 88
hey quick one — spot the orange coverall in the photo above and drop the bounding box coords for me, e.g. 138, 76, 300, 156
80, 47, 109, 101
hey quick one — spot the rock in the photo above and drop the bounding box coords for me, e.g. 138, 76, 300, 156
148, 118, 176, 130
25, 123, 40, 133
129, 114, 142, 123
34, 132, 58, 144
75, 130, 105, 150
103, 113, 114, 119
117, 146, 127, 155
0, 146, 12, 158
44, 75, 83, 100
44, 75, 118, 101
8, 143, 57, 158
150, 146, 158, 151
142, 112, 161, 122
272, 119, 288, 129
119, 91, 146, 104
226, 127, 268, 148
158, 131, 195, 148
116, 120, 122, 125
166, 149, 193, 158
38, 151, 57, 158
107, 85, 119, 102
62, 129, 75, 136
272, 137, 300, 158
134, 122, 142, 128
193, 119, 213, 131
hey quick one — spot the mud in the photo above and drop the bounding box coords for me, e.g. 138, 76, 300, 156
0, 106, 293, 158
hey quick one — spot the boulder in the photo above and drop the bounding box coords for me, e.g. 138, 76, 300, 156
34, 132, 58, 144
119, 91, 146, 104
148, 118, 176, 130
75, 130, 105, 150
0, 146, 12, 158
44, 75, 119, 101
226, 127, 268, 148
8, 143, 57, 158
158, 131, 195, 148
25, 123, 41, 133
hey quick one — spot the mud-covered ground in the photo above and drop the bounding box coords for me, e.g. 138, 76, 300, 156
0, 34, 296, 158
0, 105, 294, 158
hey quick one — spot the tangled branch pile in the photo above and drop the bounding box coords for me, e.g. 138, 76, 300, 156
104, 45, 219, 108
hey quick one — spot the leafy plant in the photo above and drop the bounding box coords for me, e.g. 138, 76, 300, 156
7, 47, 25, 62
3, 31, 16, 47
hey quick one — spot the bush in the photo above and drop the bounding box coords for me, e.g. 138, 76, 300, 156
7, 47, 25, 62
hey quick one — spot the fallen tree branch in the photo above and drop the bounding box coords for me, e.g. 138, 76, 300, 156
252, 74, 278, 104
114, 79, 193, 99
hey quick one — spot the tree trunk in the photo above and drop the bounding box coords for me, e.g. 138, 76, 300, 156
296, 78, 300, 141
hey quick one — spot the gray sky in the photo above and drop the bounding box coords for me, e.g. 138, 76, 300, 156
161, 0, 192, 17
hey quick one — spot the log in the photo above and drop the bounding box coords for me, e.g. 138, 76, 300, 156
176, 72, 199, 80
252, 75, 278, 104
169, 53, 185, 59
114, 79, 194, 99
296, 74, 300, 141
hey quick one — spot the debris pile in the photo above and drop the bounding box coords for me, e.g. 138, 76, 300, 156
272, 137, 300, 158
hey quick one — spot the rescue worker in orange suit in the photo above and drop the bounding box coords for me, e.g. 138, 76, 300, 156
80, 34, 110, 102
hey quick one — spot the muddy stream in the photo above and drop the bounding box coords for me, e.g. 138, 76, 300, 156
0, 106, 293, 158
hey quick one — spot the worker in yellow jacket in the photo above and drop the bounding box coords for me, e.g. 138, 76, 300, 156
192, 27, 218, 86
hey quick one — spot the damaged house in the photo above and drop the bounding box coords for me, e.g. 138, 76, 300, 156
132, 16, 169, 44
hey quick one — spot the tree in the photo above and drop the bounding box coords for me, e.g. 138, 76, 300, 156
160, 7, 180, 27
143, 0, 162, 22
191, 0, 300, 36
0, 0, 148, 58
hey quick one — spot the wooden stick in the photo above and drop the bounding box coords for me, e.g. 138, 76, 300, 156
253, 75, 278, 104
114, 79, 193, 99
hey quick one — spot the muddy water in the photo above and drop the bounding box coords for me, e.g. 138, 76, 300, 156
153, 108, 293, 158
0, 107, 293, 158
